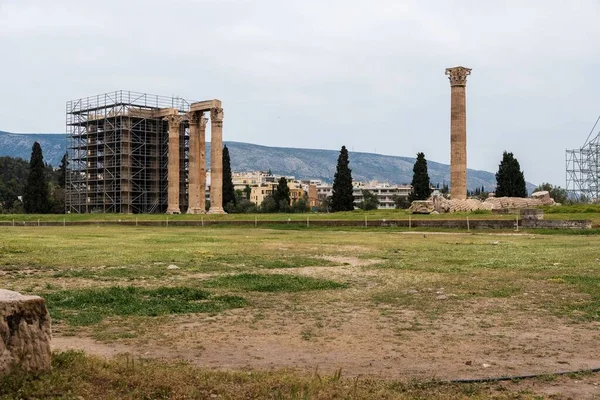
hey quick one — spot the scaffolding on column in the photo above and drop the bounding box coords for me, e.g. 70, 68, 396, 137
66, 90, 193, 213
566, 115, 600, 203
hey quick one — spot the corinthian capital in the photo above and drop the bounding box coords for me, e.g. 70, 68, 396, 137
445, 66, 472, 87
187, 111, 200, 125
164, 114, 183, 129
210, 107, 224, 121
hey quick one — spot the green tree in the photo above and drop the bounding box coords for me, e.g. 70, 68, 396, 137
23, 142, 50, 213
0, 156, 29, 212
495, 151, 527, 198
318, 196, 332, 213
259, 195, 278, 213
534, 182, 567, 204
272, 177, 291, 211
439, 183, 449, 195
57, 152, 68, 188
391, 194, 411, 209
357, 190, 379, 210
409, 152, 432, 202
222, 145, 236, 212
233, 199, 257, 213
331, 146, 354, 212
291, 197, 309, 213
243, 185, 252, 200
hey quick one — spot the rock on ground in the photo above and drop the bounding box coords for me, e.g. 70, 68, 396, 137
0, 289, 52, 375
432, 194, 556, 213
409, 200, 435, 214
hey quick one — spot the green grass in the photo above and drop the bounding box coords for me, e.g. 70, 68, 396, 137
0, 351, 566, 400
557, 275, 600, 320
0, 204, 595, 223
204, 273, 347, 292
542, 204, 600, 214
45, 286, 247, 326
2, 225, 600, 398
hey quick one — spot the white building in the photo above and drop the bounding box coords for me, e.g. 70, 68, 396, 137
315, 181, 412, 209
353, 181, 412, 209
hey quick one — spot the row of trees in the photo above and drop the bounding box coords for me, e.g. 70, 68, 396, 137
248, 147, 534, 214
3, 141, 573, 215
324, 148, 567, 212
0, 142, 67, 214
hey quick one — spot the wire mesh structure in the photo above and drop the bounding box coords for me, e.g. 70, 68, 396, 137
66, 91, 192, 213
566, 116, 600, 202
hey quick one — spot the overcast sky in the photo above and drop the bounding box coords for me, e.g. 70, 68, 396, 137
1, 0, 599, 186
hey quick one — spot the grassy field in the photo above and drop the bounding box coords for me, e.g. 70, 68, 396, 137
1, 225, 600, 398
0, 203, 598, 225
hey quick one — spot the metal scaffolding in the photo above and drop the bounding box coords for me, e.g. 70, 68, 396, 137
66, 91, 192, 213
566, 116, 600, 202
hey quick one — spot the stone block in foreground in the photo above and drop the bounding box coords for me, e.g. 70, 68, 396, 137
0, 289, 52, 374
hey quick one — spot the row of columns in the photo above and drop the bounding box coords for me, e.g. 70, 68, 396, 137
165, 106, 225, 214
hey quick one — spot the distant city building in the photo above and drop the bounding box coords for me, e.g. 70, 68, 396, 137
314, 181, 411, 209
228, 171, 412, 210
249, 179, 304, 206
353, 181, 412, 209
231, 171, 264, 190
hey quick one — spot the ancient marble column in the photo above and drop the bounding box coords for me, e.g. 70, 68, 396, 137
186, 112, 202, 214
165, 114, 183, 214
208, 107, 225, 214
445, 66, 472, 200
198, 114, 207, 212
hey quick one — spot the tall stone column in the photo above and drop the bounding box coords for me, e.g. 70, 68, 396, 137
445, 66, 472, 200
198, 114, 207, 212
208, 106, 225, 214
165, 114, 183, 214
186, 112, 203, 214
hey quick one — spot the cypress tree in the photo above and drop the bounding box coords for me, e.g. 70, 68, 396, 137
409, 152, 432, 201
495, 151, 527, 197
58, 152, 68, 188
222, 145, 236, 209
331, 146, 354, 212
23, 142, 50, 213
272, 176, 291, 211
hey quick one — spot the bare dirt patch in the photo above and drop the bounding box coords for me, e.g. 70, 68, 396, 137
52, 296, 600, 385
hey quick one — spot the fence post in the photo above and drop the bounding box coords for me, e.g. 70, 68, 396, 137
38, 219, 40, 227
255, 216, 257, 227
307, 216, 309, 228
365, 215, 367, 228
201, 216, 204, 227
467, 216, 470, 231
409, 215, 411, 229
166, 217, 169, 227
515, 214, 519, 232
64, 218, 66, 227
12, 219, 14, 227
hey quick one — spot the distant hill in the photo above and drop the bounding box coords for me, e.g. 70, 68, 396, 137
0, 130, 533, 191
0, 131, 65, 166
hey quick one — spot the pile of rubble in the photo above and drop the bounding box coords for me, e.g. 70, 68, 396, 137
409, 191, 557, 214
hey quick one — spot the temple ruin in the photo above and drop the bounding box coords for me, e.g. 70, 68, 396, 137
445, 66, 471, 200
66, 91, 225, 214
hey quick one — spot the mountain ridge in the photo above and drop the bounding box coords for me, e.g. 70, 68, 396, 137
0, 130, 532, 191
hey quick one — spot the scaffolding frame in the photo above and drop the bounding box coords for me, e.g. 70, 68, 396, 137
66, 90, 192, 213
566, 116, 600, 202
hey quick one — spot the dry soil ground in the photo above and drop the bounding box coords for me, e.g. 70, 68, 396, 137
2, 226, 600, 398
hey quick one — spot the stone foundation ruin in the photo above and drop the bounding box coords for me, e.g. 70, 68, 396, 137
409, 191, 557, 214
0, 290, 52, 375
